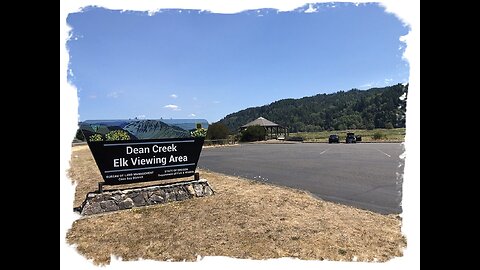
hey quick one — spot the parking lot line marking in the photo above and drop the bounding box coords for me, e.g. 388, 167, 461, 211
376, 149, 391, 157
320, 149, 329, 155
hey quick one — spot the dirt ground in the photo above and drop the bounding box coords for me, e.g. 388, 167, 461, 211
66, 145, 406, 265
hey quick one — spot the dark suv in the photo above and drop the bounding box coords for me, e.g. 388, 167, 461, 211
328, 134, 340, 143
346, 132, 356, 143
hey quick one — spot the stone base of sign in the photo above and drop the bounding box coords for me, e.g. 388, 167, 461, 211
79, 179, 214, 216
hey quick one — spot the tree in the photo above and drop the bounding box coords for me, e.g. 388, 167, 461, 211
336, 123, 346, 131
206, 123, 230, 140
217, 84, 408, 131
365, 121, 375, 130
240, 125, 266, 142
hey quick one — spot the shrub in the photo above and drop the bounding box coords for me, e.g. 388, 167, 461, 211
240, 125, 266, 142
385, 122, 394, 129
105, 130, 130, 141
206, 123, 229, 140
372, 131, 386, 140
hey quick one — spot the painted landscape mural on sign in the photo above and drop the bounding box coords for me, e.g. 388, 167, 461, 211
80, 119, 208, 141
79, 119, 209, 185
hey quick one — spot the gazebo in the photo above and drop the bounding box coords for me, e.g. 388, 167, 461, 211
241, 117, 288, 140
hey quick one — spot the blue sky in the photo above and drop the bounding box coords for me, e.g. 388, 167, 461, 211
67, 3, 409, 122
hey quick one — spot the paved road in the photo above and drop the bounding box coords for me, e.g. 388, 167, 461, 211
198, 143, 404, 214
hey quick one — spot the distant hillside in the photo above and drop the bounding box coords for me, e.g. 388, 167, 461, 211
218, 84, 408, 132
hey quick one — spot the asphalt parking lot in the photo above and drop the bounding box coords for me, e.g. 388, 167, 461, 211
198, 143, 404, 214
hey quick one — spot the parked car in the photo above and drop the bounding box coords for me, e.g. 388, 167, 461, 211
355, 135, 362, 142
328, 134, 340, 143
346, 132, 356, 143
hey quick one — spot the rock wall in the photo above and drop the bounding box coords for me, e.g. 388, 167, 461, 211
79, 179, 214, 215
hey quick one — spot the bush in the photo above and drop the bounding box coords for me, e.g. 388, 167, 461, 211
240, 125, 266, 142
372, 131, 386, 140
105, 130, 130, 141
385, 122, 394, 129
234, 133, 242, 142
206, 123, 230, 140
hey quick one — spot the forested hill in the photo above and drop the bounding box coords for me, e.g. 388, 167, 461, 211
218, 83, 408, 132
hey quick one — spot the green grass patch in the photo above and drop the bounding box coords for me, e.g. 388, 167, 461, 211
289, 128, 405, 143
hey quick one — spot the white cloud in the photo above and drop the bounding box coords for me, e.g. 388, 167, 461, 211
136, 115, 146, 119
361, 78, 396, 89
304, 4, 317, 13
170, 94, 178, 98
107, 91, 122, 98
360, 83, 373, 88
147, 9, 158, 16
164, 104, 180, 111
188, 113, 196, 117
212, 100, 220, 104
399, 35, 409, 60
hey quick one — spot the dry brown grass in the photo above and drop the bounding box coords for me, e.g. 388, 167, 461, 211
67, 145, 406, 265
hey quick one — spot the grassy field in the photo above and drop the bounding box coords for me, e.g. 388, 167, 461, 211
67, 145, 405, 265
289, 128, 405, 143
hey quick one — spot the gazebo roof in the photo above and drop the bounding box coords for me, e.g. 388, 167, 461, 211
241, 117, 281, 128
